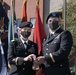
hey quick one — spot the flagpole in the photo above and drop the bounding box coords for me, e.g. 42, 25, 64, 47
11, 0, 15, 40
64, 0, 66, 30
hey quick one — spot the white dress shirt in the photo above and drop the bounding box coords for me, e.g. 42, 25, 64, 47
20, 37, 28, 49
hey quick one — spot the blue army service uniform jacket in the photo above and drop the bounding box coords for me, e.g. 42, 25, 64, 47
41, 28, 73, 75
8, 39, 38, 75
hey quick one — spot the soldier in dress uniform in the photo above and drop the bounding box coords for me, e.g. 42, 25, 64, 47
0, 12, 7, 75
32, 12, 73, 75
0, 2, 9, 68
7, 22, 38, 75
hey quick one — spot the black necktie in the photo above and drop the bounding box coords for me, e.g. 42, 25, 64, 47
24, 42, 26, 44
24, 42, 28, 49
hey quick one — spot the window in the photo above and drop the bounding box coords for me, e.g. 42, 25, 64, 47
17, 19, 21, 27
30, 18, 35, 28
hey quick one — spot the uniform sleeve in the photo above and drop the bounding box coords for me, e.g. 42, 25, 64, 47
7, 41, 24, 65
35, 43, 38, 57
45, 31, 73, 64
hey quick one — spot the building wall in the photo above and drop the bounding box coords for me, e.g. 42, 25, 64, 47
43, 0, 63, 34
4, 0, 65, 35
43, 0, 50, 34
4, 0, 43, 22
50, 0, 63, 12
4, 0, 43, 40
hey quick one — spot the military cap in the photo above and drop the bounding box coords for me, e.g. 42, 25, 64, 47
46, 12, 59, 23
19, 22, 33, 28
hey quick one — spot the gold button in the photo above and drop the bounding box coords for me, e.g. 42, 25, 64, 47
25, 53, 27, 54
23, 63, 25, 65
23, 68, 25, 70
60, 65, 62, 66
47, 44, 48, 45
46, 48, 48, 50
46, 53, 48, 55
54, 42, 56, 43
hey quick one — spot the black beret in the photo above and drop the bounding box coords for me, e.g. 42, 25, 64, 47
19, 22, 33, 28
46, 12, 59, 23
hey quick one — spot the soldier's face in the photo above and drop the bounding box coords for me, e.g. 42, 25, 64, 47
20, 27, 32, 38
19, 27, 32, 34
21, 27, 32, 32
47, 17, 60, 24
47, 17, 61, 30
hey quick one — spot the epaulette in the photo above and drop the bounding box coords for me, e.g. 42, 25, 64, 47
11, 39, 18, 43
11, 39, 18, 46
11, 40, 15, 42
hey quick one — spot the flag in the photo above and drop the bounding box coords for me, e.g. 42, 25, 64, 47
21, 0, 27, 22
8, 7, 13, 44
36, 68, 42, 75
33, 0, 46, 55
8, 7, 17, 44
8, 0, 18, 68
8, 3, 18, 44
33, 0, 46, 75
14, 20, 18, 39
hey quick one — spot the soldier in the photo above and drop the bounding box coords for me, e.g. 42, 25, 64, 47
7, 22, 38, 75
0, 13, 7, 75
0, 1, 9, 68
32, 12, 73, 75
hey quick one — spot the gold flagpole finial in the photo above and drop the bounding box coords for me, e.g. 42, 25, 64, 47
36, 0, 39, 6
22, 0, 27, 7
25, 0, 27, 3
36, 0, 39, 9
23, 0, 27, 4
